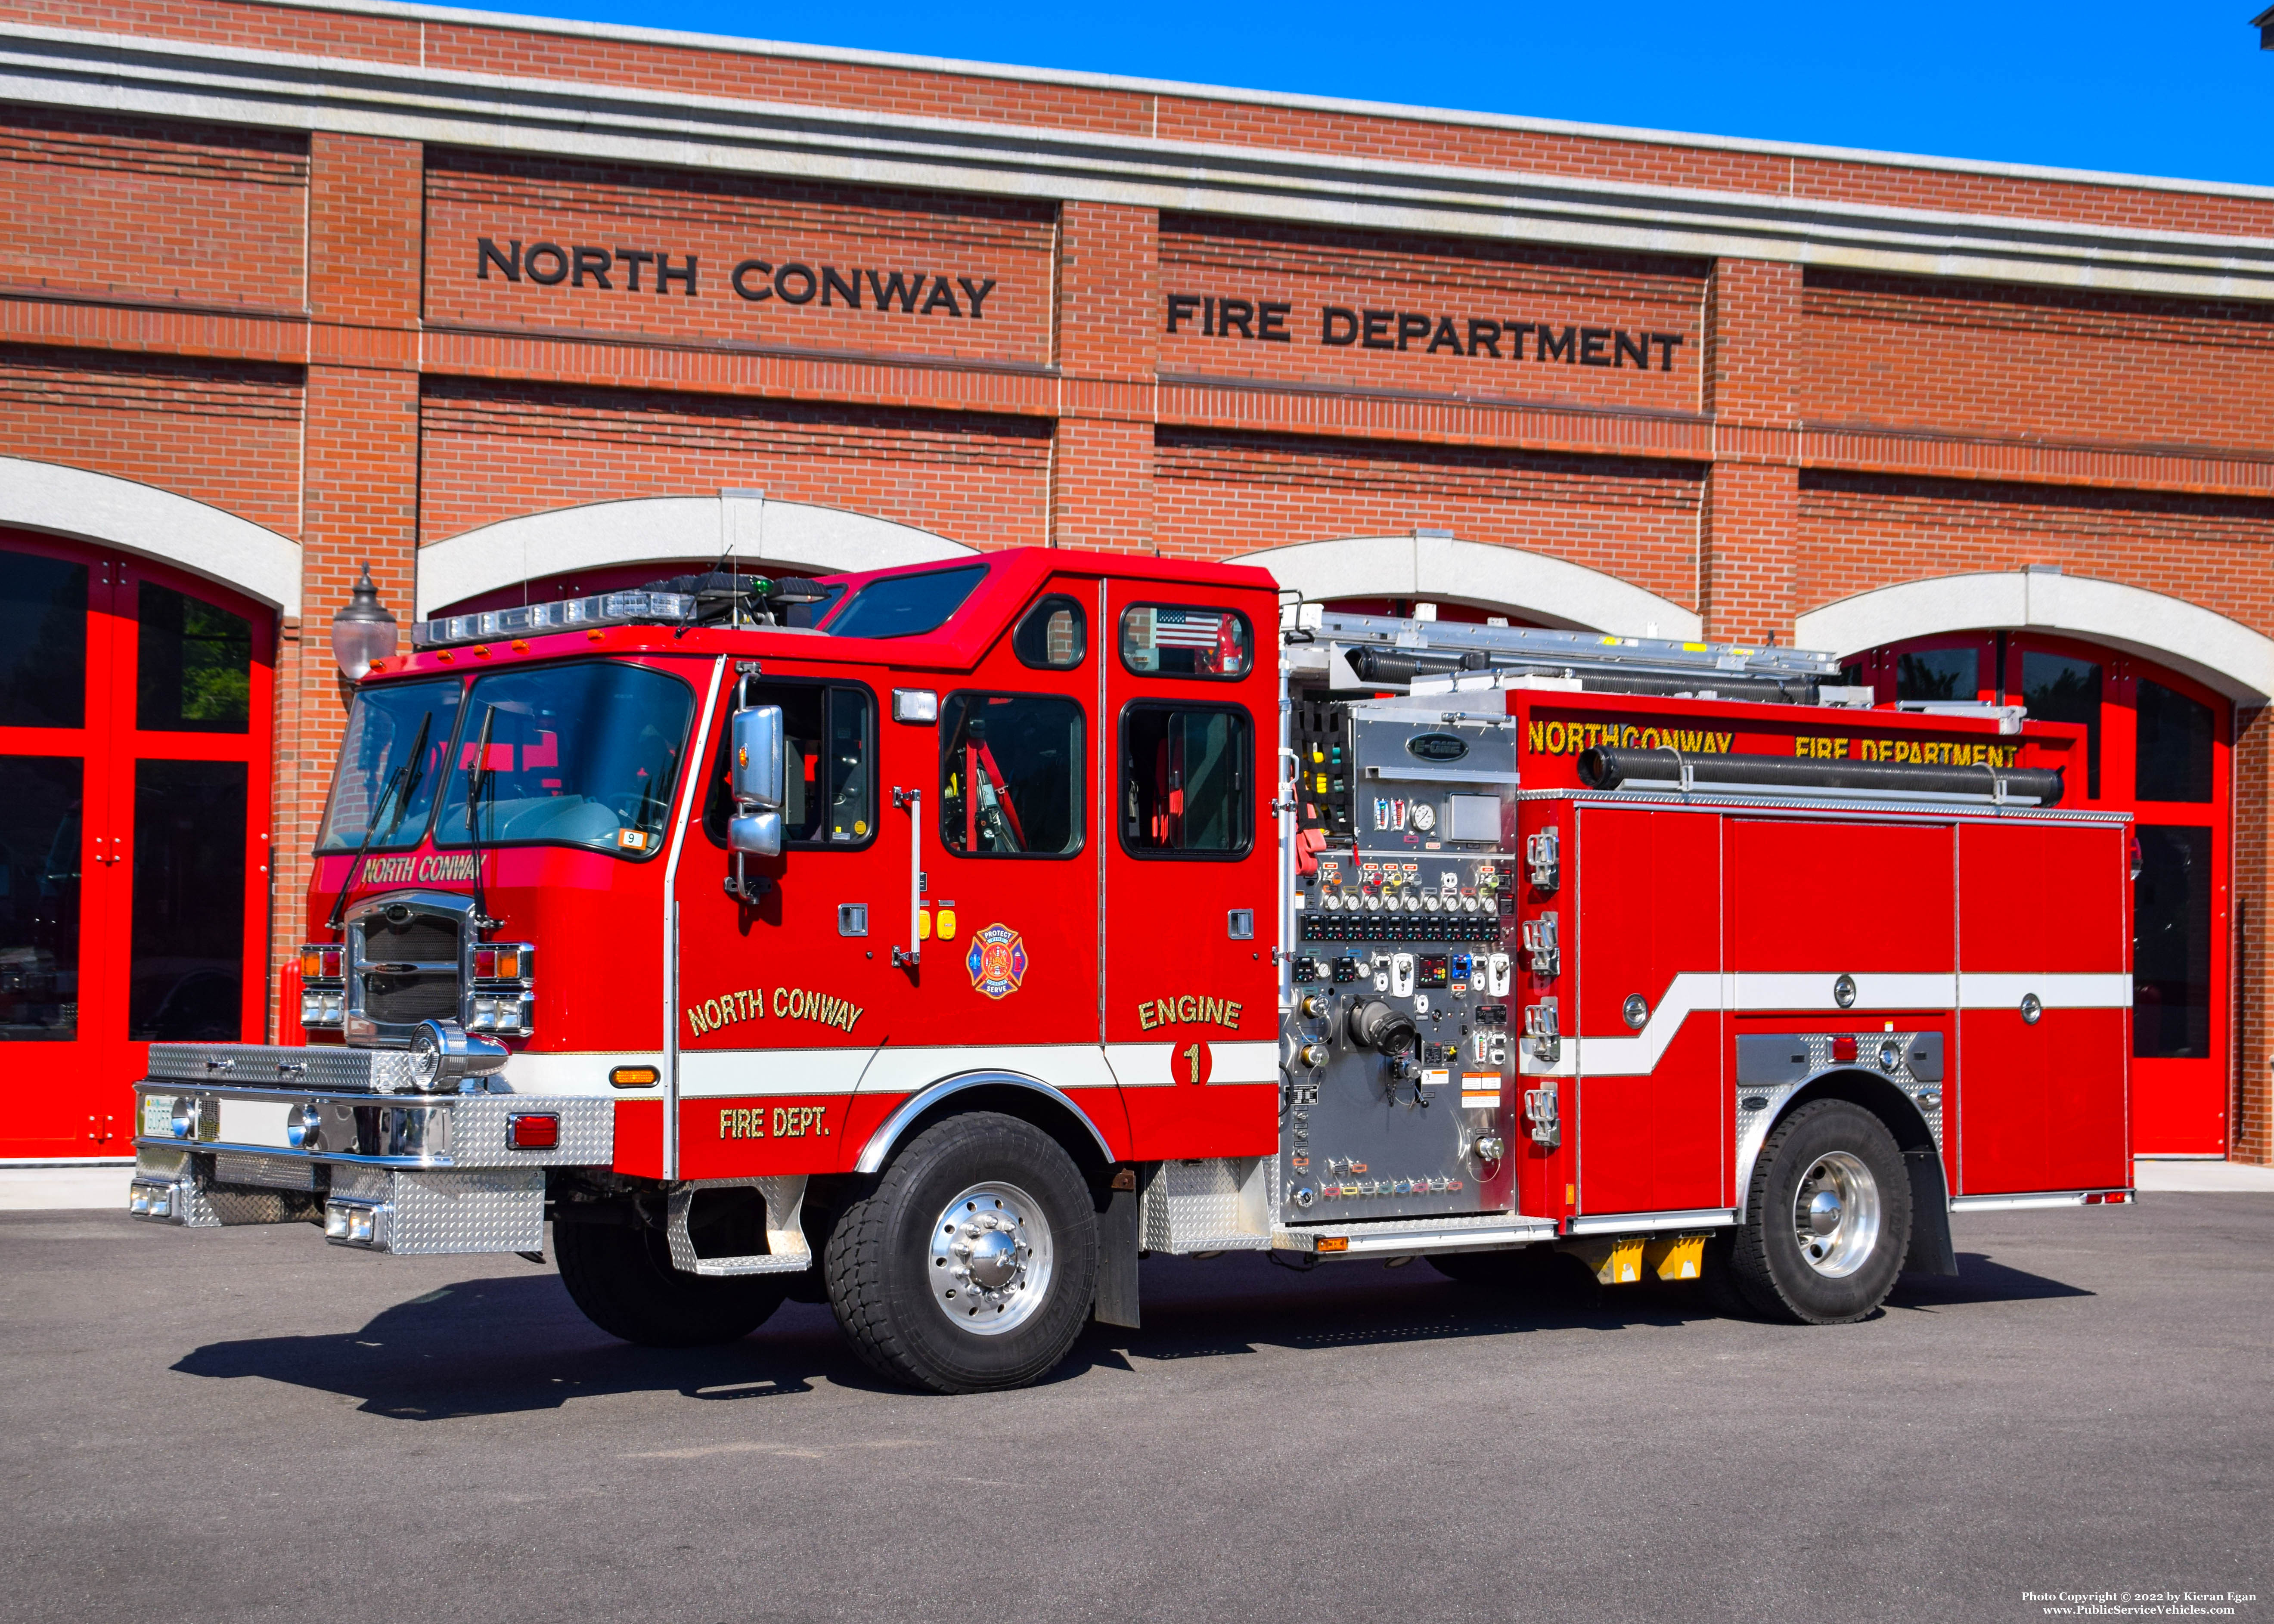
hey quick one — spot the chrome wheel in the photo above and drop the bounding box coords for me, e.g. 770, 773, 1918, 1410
928, 1181, 1054, 1336
1790, 1150, 1881, 1277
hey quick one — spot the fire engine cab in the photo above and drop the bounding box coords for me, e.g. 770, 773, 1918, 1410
126, 547, 2134, 1393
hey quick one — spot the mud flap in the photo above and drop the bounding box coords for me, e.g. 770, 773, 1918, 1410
1094, 1181, 1141, 1329
1905, 1150, 1959, 1277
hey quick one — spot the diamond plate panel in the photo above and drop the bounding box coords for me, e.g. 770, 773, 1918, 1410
330, 1163, 391, 1203
387, 1170, 544, 1255
1141, 1158, 1271, 1252
445, 1098, 613, 1165
146, 1044, 422, 1094
212, 1152, 317, 1191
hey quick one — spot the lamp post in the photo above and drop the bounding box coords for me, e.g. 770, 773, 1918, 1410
329, 563, 399, 682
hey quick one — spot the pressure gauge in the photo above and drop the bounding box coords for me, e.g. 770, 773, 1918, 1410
1408, 801, 1438, 834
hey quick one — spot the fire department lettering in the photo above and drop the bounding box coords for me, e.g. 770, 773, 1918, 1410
1528, 721, 1736, 757
717, 1104, 830, 1139
1136, 995, 1244, 1032
357, 853, 478, 884
685, 986, 864, 1036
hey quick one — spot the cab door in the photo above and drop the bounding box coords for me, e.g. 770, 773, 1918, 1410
874, 579, 1116, 1139
1100, 580, 1277, 1158
672, 666, 900, 1178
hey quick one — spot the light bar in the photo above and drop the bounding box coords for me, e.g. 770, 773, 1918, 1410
410, 590, 696, 650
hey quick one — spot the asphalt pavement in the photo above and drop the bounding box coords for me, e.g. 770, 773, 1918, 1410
2, 1197, 2267, 1624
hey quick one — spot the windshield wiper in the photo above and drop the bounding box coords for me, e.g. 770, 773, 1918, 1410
462, 703, 500, 932
325, 710, 431, 932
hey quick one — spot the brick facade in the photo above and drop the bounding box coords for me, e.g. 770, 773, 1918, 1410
2, 0, 2271, 1160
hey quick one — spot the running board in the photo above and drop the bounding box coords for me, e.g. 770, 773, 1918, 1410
666, 1176, 812, 1276
1274, 1211, 1559, 1258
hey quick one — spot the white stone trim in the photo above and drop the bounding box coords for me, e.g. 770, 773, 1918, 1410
157, 0, 2274, 203
1795, 570, 2274, 704
415, 493, 974, 615
6, 24, 2274, 300
0, 455, 300, 614
1237, 533, 1702, 641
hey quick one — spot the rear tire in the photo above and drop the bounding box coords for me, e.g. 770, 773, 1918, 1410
824, 1112, 1098, 1394
555, 1217, 787, 1348
1730, 1100, 1911, 1325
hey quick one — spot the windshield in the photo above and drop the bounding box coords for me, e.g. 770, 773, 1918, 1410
433, 663, 695, 858
824, 565, 987, 640
316, 679, 463, 852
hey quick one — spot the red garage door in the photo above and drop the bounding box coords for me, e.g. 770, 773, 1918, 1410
0, 530, 274, 1161
1846, 632, 2229, 1157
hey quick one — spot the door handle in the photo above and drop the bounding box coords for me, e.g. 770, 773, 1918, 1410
891, 787, 921, 967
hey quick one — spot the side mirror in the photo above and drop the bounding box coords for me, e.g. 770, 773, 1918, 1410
731, 705, 785, 809
727, 811, 783, 859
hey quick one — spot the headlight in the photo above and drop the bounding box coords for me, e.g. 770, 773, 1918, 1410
408, 1019, 510, 1093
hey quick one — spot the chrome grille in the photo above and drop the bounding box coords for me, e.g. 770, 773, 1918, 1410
356, 909, 462, 1029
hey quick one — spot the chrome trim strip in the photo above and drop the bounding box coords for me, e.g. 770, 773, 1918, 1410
853, 1070, 1116, 1174
1566, 1206, 1734, 1236
1949, 1191, 2097, 1211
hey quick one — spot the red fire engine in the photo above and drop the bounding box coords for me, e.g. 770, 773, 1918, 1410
126, 547, 2133, 1392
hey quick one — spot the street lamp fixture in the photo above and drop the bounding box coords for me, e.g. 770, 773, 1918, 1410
330, 563, 399, 681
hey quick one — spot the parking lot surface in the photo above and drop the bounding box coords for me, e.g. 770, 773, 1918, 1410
3, 1197, 2267, 1624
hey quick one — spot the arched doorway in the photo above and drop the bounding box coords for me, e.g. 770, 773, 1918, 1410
1844, 630, 2231, 1156
0, 528, 275, 1159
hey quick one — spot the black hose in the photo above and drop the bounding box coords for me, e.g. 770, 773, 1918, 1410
1575, 746, 2064, 805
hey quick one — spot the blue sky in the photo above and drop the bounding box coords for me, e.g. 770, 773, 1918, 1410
462, 0, 2273, 188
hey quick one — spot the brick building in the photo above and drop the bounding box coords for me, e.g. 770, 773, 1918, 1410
0, 0, 2269, 1164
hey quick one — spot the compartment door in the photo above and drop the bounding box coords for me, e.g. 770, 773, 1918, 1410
1571, 806, 1724, 1215
1955, 821, 2130, 1194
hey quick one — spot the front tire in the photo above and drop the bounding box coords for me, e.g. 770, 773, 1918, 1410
824, 1112, 1098, 1394
555, 1217, 788, 1348
1729, 1099, 1911, 1325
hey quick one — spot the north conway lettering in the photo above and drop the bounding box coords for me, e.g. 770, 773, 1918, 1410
1166, 292, 1685, 371
476, 239, 997, 319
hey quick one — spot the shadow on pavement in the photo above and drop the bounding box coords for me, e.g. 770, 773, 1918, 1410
1886, 1250, 2095, 1310
168, 1246, 2090, 1416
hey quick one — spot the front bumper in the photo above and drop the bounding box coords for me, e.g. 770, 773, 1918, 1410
127, 1060, 613, 1256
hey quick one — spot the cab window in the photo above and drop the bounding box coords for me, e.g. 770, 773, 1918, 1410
1120, 604, 1251, 679
825, 565, 987, 640
1013, 594, 1087, 670
940, 693, 1084, 858
703, 682, 875, 848
1120, 703, 1251, 858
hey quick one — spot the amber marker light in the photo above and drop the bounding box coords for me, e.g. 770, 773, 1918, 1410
1315, 1236, 1350, 1253
610, 1066, 661, 1089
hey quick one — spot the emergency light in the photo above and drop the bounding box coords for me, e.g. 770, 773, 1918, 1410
410, 589, 698, 650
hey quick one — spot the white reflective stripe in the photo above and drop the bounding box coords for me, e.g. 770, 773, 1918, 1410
1106, 1040, 1278, 1088
680, 1043, 1132, 1099
496, 1051, 665, 1096
858, 1043, 1121, 1097
1957, 973, 2131, 1008
1948, 1192, 2090, 1211
1731, 972, 1958, 1010
1565, 1207, 1734, 1235
679, 1048, 871, 1098
1514, 965, 2130, 1083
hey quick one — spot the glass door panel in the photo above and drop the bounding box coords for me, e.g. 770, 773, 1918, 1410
127, 759, 248, 1042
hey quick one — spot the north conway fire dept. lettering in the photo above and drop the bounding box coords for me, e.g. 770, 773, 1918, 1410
717, 1105, 830, 1140
1136, 995, 1244, 1032
685, 987, 864, 1037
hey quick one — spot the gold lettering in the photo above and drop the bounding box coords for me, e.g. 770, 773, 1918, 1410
1224, 1000, 1241, 1028
1527, 721, 1546, 752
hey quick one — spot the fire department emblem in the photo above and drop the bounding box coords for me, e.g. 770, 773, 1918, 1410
965, 924, 1028, 999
